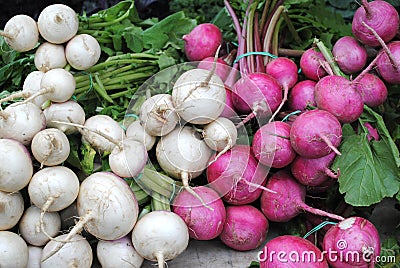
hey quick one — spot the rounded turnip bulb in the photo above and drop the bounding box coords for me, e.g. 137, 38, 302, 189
0, 190, 24, 230
0, 231, 29, 268
34, 42, 67, 72
65, 34, 101, 70
125, 120, 156, 151
203, 117, 237, 152
22, 71, 47, 107
3, 14, 39, 52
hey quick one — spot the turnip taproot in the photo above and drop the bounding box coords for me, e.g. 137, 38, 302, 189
1, 14, 39, 52
34, 42, 67, 72
332, 36, 367, 74
37, 4, 79, 44
172, 186, 226, 240
219, 205, 268, 251
65, 33, 101, 70
131, 210, 189, 268
27, 246, 43, 268
290, 109, 342, 158
260, 170, 344, 222
0, 138, 33, 192
0, 231, 29, 268
0, 190, 24, 230
288, 80, 317, 111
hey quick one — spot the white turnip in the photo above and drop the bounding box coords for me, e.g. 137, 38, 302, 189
1, 14, 39, 52
131, 210, 189, 268
65, 33, 101, 70
125, 120, 156, 151
0, 138, 33, 192
34, 42, 67, 72
37, 4, 79, 44
22, 71, 47, 107
203, 117, 237, 157
43, 100, 85, 135
0, 231, 29, 268
0, 190, 24, 230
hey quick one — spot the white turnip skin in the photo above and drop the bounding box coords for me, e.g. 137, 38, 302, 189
139, 94, 179, 136
1, 14, 39, 52
34, 42, 67, 72
37, 4, 79, 44
65, 33, 101, 70
300, 47, 329, 81
109, 138, 148, 178
19, 205, 61, 247
197, 57, 230, 81
259, 235, 329, 267
43, 100, 86, 135
0, 139, 33, 192
290, 109, 342, 158
203, 117, 237, 155
125, 120, 156, 151
31, 128, 71, 167
332, 36, 368, 74
37, 68, 76, 103
0, 231, 29, 267
354, 73, 388, 107
260, 170, 344, 222
376, 41, 400, 84
22, 71, 47, 107
183, 23, 222, 61
131, 210, 189, 268
41, 234, 93, 268
172, 186, 226, 240
288, 80, 317, 111
352, 0, 399, 47
97, 235, 144, 268
323, 217, 381, 268
0, 102, 46, 145
252, 121, 296, 168
0, 190, 24, 230
28, 166, 80, 213
81, 114, 125, 153
219, 205, 268, 251
219, 87, 237, 119
28, 246, 43, 268
172, 68, 226, 124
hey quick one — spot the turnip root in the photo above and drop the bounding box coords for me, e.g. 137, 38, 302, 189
19, 205, 61, 247
203, 117, 237, 157
41, 234, 93, 268
31, 128, 70, 167
28, 246, 43, 268
172, 68, 226, 124
0, 102, 46, 145
1, 14, 39, 52
125, 120, 156, 151
332, 36, 367, 74
37, 4, 79, 44
0, 231, 29, 267
219, 205, 268, 251
354, 73, 388, 107
290, 109, 342, 158
0, 190, 24, 230
0, 139, 33, 192
323, 217, 381, 267
172, 186, 226, 240
43, 100, 85, 135
259, 235, 329, 267
97, 235, 144, 268
34, 42, 67, 72
252, 121, 296, 168
139, 93, 179, 136
260, 170, 344, 222
22, 71, 47, 107
131, 210, 189, 268
300, 47, 329, 81
288, 80, 317, 111
65, 33, 101, 70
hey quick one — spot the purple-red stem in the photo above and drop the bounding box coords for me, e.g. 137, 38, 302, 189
325, 167, 340, 179
299, 203, 345, 221
320, 134, 342, 156
352, 53, 380, 83
254, 12, 265, 72
361, 0, 372, 20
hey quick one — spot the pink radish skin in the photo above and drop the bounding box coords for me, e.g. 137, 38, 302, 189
183, 23, 222, 61
288, 80, 317, 111
197, 57, 230, 81
332, 36, 368, 74
376, 41, 400, 84
219, 205, 268, 251
252, 121, 296, 168
352, 0, 399, 47
259, 235, 329, 267
290, 109, 342, 158
172, 186, 226, 240
323, 217, 381, 268
232, 73, 282, 125
300, 48, 328, 81
354, 73, 388, 107
207, 145, 269, 205
291, 151, 339, 187
315, 75, 364, 123
260, 170, 344, 222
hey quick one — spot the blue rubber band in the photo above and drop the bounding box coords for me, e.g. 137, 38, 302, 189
124, 113, 139, 120
303, 221, 337, 239
282, 110, 302, 122
234, 51, 278, 64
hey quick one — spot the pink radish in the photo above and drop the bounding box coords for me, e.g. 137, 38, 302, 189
290, 109, 342, 158
376, 41, 400, 84
183, 23, 222, 61
198, 57, 230, 81
219, 205, 268, 251
300, 47, 328, 81
260, 170, 344, 222
172, 186, 226, 240
288, 80, 317, 111
354, 73, 388, 107
332, 36, 368, 74
252, 121, 296, 168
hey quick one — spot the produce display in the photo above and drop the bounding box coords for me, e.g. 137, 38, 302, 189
0, 0, 399, 267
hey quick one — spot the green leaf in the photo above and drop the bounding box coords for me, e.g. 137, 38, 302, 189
80, 143, 97, 175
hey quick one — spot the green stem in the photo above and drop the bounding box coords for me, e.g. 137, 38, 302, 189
84, 1, 134, 28
151, 192, 171, 211
263, 5, 285, 64
282, 10, 302, 44
93, 74, 113, 103
314, 38, 348, 78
